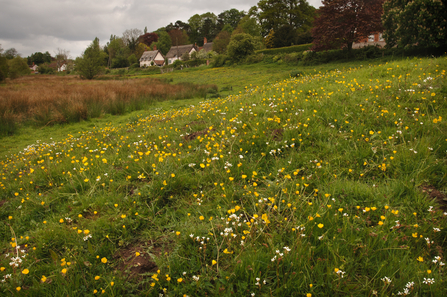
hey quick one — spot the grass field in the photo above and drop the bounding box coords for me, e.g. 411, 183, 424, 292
1, 56, 447, 296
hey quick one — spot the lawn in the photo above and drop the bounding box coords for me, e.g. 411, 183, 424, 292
1, 56, 446, 296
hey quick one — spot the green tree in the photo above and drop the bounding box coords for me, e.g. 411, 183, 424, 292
154, 30, 172, 56
257, 0, 315, 37
8, 57, 30, 79
76, 37, 104, 79
227, 33, 256, 62
382, 0, 447, 48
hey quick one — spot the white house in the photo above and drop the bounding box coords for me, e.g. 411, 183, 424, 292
58, 64, 67, 72
165, 44, 198, 65
139, 50, 165, 67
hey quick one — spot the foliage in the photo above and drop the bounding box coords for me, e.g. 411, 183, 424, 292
38, 63, 55, 75
8, 57, 31, 79
76, 38, 104, 80
256, 43, 312, 55
122, 28, 143, 54
382, 0, 447, 49
139, 32, 159, 47
0, 56, 8, 82
3, 48, 19, 59
27, 51, 52, 65
128, 54, 138, 65
227, 33, 256, 62
312, 0, 384, 51
213, 31, 231, 53
168, 29, 189, 46
217, 9, 246, 32
188, 13, 219, 45
111, 56, 130, 69
257, 0, 315, 38
154, 31, 172, 56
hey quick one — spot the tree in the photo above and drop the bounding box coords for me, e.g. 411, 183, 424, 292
312, 0, 384, 51
153, 30, 172, 55
0, 56, 8, 82
55, 48, 69, 71
213, 31, 232, 53
76, 38, 103, 79
257, 0, 315, 36
106, 36, 128, 68
27, 52, 51, 65
4, 48, 19, 59
8, 57, 30, 79
139, 32, 159, 47
227, 33, 256, 62
382, 0, 447, 48
123, 28, 143, 53
168, 29, 189, 46
217, 9, 246, 32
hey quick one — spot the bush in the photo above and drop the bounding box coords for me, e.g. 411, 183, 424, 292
256, 43, 312, 55
0, 56, 8, 82
38, 64, 55, 74
227, 33, 256, 63
245, 53, 264, 64
211, 55, 229, 68
8, 57, 31, 79
111, 57, 130, 69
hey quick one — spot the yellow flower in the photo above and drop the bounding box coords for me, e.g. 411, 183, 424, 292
307, 294, 312, 297
136, 252, 140, 257
111, 282, 114, 286
84, 178, 89, 182
41, 275, 47, 282
95, 275, 100, 280
199, 216, 205, 221
427, 270, 432, 274
61, 268, 67, 274
212, 260, 217, 266
229, 177, 234, 181
16, 287, 21, 292
94, 289, 98, 293
101, 257, 107, 264
378, 221, 383, 226
59, 218, 64, 223
22, 268, 29, 274
417, 256, 424, 262
177, 278, 183, 283
121, 214, 126, 219
242, 174, 247, 178
171, 173, 175, 177
334, 268, 339, 273
317, 223, 324, 229
176, 231, 181, 236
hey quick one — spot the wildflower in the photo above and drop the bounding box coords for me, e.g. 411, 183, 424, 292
16, 287, 21, 292
41, 275, 47, 282
22, 268, 29, 274
199, 216, 204, 221
317, 223, 324, 228
62, 268, 67, 274
95, 276, 100, 280
212, 260, 217, 266
101, 257, 107, 264
177, 278, 183, 283
417, 256, 424, 262
381, 276, 392, 284
136, 252, 140, 257
422, 278, 435, 285
176, 231, 181, 236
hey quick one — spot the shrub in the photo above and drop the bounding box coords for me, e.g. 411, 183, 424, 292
211, 55, 229, 68
227, 33, 256, 63
256, 43, 312, 55
8, 57, 31, 79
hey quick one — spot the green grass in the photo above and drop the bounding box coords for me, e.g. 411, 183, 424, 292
1, 56, 447, 296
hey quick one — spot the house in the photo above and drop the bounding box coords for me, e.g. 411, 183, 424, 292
165, 44, 198, 65
140, 47, 165, 67
29, 63, 38, 72
58, 64, 67, 72
352, 33, 386, 49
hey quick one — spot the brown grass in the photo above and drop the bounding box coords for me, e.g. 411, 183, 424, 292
0, 75, 216, 135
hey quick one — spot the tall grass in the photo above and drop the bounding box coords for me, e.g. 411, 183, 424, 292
0, 75, 217, 135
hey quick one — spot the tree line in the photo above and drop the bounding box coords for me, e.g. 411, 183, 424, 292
1, 0, 445, 81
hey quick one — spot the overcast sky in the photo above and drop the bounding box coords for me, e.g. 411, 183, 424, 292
0, 0, 322, 59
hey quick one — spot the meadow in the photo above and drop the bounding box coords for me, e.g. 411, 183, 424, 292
1, 56, 446, 296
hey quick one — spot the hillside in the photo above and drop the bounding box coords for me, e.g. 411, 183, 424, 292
1, 57, 446, 296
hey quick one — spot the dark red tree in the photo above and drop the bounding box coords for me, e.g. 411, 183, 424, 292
311, 0, 384, 51
139, 33, 159, 47
167, 29, 189, 46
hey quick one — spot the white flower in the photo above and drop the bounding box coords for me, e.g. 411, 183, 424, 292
422, 278, 435, 285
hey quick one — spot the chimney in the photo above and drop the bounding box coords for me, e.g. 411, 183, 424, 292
153, 44, 157, 50
204, 37, 207, 44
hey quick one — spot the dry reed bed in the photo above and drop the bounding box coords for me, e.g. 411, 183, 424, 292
0, 75, 216, 135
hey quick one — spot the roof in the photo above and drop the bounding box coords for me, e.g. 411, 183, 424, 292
165, 44, 198, 59
202, 42, 213, 52
139, 50, 164, 62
